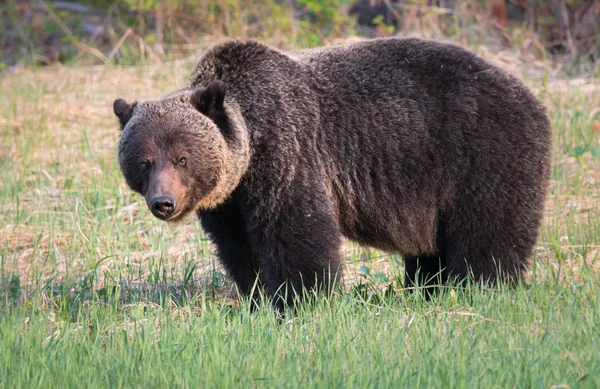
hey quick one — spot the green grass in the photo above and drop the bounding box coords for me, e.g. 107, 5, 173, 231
1, 43, 599, 388
1, 279, 599, 388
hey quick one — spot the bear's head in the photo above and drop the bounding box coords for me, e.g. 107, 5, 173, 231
114, 80, 250, 222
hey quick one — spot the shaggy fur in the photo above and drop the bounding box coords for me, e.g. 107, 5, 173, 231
114, 38, 552, 308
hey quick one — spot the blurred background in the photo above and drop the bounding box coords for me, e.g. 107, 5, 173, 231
1, 0, 598, 73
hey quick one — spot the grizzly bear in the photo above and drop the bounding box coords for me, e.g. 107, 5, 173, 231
114, 38, 552, 308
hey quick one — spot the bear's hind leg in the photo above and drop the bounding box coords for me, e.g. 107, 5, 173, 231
442, 220, 530, 288
444, 244, 526, 287
404, 255, 447, 297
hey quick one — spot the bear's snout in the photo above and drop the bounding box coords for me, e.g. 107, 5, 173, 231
150, 195, 176, 220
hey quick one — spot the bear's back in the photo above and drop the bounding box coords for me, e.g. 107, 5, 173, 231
288, 38, 551, 254
292, 38, 490, 97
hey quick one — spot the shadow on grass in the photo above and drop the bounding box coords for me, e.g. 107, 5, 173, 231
0, 262, 241, 322
4, 255, 590, 322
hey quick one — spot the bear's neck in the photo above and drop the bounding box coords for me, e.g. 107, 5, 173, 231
197, 101, 251, 209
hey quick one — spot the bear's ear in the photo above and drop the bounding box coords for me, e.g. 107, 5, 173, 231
190, 80, 227, 120
113, 98, 137, 130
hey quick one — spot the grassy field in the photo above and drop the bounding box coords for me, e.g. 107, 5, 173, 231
1, 42, 599, 388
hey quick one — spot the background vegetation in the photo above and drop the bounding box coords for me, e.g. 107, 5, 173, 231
1, 0, 599, 72
1, 0, 599, 387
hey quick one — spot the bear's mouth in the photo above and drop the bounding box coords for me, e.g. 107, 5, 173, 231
163, 205, 192, 223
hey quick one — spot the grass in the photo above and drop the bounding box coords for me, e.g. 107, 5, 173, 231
1, 40, 599, 388
1, 281, 599, 388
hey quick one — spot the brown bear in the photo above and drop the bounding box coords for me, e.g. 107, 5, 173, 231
113, 38, 552, 308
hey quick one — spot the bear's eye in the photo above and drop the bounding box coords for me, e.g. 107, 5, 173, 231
140, 161, 150, 169
178, 157, 187, 167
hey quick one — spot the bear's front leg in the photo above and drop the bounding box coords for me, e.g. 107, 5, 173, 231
244, 186, 343, 310
198, 195, 262, 297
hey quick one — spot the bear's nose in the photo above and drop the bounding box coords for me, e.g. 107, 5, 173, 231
150, 195, 176, 220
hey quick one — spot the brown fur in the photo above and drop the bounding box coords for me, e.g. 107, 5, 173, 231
115, 38, 552, 309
